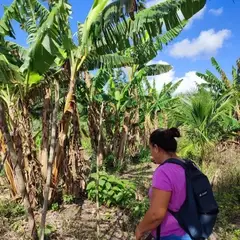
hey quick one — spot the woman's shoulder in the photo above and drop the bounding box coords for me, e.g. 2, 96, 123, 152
156, 161, 184, 172
154, 162, 185, 181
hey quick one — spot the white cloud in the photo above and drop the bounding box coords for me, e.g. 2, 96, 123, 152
146, 0, 164, 8
147, 61, 204, 94
169, 29, 231, 59
185, 6, 206, 30
209, 7, 223, 16
173, 71, 205, 95
147, 60, 169, 65
147, 60, 175, 90
148, 69, 176, 91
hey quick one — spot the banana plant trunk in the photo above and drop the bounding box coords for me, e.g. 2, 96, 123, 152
40, 87, 51, 179
52, 73, 76, 189
118, 113, 130, 166
154, 111, 159, 129
19, 102, 43, 207
88, 102, 105, 166
0, 132, 18, 197
65, 105, 88, 196
0, 100, 38, 240
40, 80, 59, 240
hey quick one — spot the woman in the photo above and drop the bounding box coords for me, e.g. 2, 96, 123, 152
135, 127, 191, 240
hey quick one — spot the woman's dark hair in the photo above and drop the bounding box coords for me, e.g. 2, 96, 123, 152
149, 127, 181, 152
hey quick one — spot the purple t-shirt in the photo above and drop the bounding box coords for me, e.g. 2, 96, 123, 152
148, 163, 186, 237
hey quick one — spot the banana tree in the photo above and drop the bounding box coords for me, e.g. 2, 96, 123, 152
0, 55, 39, 239
53, 0, 206, 185
1, 0, 206, 182
0, 0, 206, 236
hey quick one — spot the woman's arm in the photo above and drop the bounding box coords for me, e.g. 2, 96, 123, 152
135, 188, 171, 239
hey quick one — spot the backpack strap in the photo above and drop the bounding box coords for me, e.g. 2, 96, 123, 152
161, 158, 187, 169
161, 158, 188, 218
156, 225, 161, 240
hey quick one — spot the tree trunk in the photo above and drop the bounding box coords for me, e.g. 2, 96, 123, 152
0, 133, 18, 197
96, 103, 104, 240
19, 102, 43, 207
52, 57, 85, 194
144, 114, 152, 147
52, 88, 75, 188
88, 102, 105, 166
162, 111, 168, 129
88, 103, 99, 153
84, 71, 91, 89
0, 100, 38, 240
64, 104, 88, 197
153, 111, 159, 129
40, 87, 51, 179
40, 80, 59, 240
118, 113, 130, 166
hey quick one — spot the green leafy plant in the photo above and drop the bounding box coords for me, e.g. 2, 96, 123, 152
131, 147, 151, 164
127, 197, 149, 221
0, 201, 25, 218
0, 167, 5, 177
37, 224, 56, 238
86, 171, 136, 207
63, 194, 75, 204
50, 202, 59, 211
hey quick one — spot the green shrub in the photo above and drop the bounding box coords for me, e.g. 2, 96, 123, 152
127, 197, 149, 221
37, 224, 56, 238
50, 202, 59, 211
63, 194, 75, 204
130, 147, 151, 164
86, 171, 136, 207
0, 201, 25, 218
0, 167, 5, 177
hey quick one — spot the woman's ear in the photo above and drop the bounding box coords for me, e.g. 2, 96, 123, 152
157, 146, 164, 154
154, 145, 162, 154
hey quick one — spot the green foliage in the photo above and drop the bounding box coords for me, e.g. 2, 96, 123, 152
130, 147, 151, 164
127, 197, 149, 222
86, 171, 136, 207
214, 184, 240, 238
0, 201, 25, 218
0, 167, 5, 177
50, 202, 60, 211
214, 170, 240, 238
63, 194, 75, 204
170, 89, 237, 164
37, 224, 56, 238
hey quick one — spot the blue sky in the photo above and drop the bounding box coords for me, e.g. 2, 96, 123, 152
1, 0, 240, 92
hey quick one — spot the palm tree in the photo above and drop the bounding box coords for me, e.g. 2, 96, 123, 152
170, 88, 236, 166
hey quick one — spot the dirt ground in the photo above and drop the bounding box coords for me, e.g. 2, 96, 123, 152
0, 163, 156, 240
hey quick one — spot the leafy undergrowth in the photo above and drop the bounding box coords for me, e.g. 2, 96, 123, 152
86, 171, 136, 207
0, 145, 239, 239
0, 200, 27, 239
203, 144, 240, 239
213, 170, 240, 239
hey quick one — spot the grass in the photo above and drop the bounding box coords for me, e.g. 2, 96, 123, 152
0, 201, 25, 219
202, 144, 240, 239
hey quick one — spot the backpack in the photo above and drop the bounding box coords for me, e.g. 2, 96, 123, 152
156, 158, 219, 240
